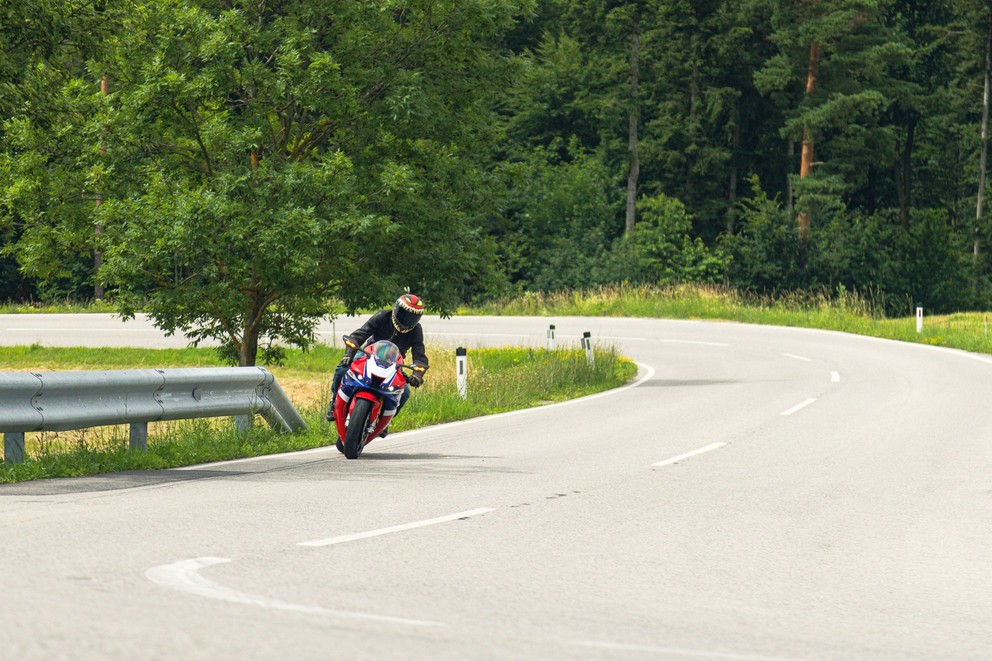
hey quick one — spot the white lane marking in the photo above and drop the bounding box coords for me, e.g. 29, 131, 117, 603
782, 352, 813, 362
145, 557, 441, 627
387, 362, 657, 441
660, 339, 729, 347
831, 371, 841, 383
781, 398, 817, 416
652, 443, 727, 468
176, 363, 657, 469
299, 508, 494, 548
572, 639, 795, 660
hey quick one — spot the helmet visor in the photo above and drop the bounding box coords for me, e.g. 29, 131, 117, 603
393, 307, 421, 332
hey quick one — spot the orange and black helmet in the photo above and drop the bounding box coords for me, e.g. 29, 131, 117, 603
392, 293, 425, 333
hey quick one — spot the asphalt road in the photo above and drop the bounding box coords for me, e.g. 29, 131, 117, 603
1, 313, 991, 660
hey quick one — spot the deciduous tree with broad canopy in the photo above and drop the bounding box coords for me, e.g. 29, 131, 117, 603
5, 0, 532, 365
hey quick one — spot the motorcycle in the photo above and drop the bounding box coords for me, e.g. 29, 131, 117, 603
332, 335, 424, 459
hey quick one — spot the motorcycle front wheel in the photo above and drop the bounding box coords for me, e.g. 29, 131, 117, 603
343, 398, 373, 459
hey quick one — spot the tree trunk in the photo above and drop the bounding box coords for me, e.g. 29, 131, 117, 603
238, 331, 259, 367
976, 13, 992, 259
237, 293, 265, 366
686, 61, 700, 203
94, 74, 109, 301
625, 15, 640, 237
797, 40, 821, 244
726, 110, 740, 234
786, 137, 794, 216
897, 116, 916, 232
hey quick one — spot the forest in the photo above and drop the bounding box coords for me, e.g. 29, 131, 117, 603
2, 0, 992, 364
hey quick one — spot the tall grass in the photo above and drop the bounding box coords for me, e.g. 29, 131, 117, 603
0, 344, 635, 482
475, 283, 992, 356
0, 299, 117, 314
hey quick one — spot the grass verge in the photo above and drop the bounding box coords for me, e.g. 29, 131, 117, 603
473, 283, 992, 356
0, 344, 636, 483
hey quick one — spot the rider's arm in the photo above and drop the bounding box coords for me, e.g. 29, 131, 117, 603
343, 311, 388, 361
349, 311, 388, 345
409, 326, 429, 371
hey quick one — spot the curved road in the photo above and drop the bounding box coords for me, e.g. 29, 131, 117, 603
1, 314, 991, 659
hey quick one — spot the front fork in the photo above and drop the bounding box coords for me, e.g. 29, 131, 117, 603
334, 391, 389, 445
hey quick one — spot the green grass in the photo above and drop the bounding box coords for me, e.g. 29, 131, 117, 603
473, 283, 992, 356
0, 344, 636, 482
0, 300, 117, 314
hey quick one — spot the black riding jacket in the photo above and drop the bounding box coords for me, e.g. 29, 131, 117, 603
346, 310, 429, 369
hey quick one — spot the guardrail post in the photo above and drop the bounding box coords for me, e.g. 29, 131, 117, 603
4, 432, 25, 465
129, 422, 148, 452
456, 347, 468, 399
234, 415, 253, 432
582, 331, 595, 368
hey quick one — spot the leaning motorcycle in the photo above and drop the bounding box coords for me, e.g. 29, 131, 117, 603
332, 335, 424, 459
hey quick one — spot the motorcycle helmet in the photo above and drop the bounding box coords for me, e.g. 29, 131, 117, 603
392, 293, 425, 333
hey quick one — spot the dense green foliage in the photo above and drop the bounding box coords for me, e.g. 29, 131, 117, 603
3, 0, 992, 346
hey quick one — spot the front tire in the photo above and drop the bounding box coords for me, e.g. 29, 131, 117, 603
343, 398, 373, 459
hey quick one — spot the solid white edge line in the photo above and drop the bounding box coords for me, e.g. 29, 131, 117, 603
396, 362, 657, 437
145, 557, 442, 627
652, 442, 727, 468
176, 363, 658, 470
781, 398, 817, 416
299, 507, 495, 548
782, 352, 813, 362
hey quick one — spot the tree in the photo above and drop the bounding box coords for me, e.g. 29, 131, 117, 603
6, 0, 532, 365
754, 0, 912, 243
0, 0, 109, 301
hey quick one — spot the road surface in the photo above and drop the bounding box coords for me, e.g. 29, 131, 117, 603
1, 313, 990, 659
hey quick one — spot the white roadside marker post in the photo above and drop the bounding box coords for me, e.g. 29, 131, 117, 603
456, 347, 467, 399
582, 331, 595, 368
916, 304, 923, 334
547, 324, 556, 350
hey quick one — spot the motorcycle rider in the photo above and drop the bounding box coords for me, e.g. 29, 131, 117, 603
325, 293, 429, 434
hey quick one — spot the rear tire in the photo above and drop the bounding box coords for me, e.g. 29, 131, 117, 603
344, 398, 373, 459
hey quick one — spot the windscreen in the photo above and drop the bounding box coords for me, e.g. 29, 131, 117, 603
369, 340, 401, 366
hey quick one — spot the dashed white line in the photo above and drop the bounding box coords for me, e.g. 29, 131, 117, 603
782, 353, 813, 362
831, 371, 841, 383
145, 557, 441, 626
653, 443, 727, 468
298, 507, 495, 548
781, 398, 817, 416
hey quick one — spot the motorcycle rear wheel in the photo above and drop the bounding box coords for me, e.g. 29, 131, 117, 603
343, 398, 373, 459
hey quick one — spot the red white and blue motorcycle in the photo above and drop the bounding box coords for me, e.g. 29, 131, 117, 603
333, 336, 423, 459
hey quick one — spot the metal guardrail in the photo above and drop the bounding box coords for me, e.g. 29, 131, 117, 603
0, 367, 308, 465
